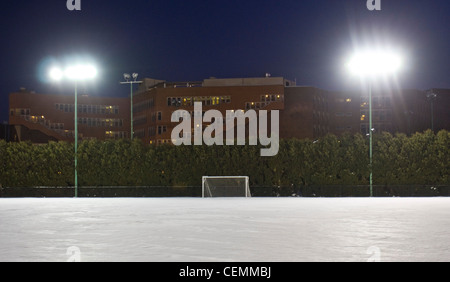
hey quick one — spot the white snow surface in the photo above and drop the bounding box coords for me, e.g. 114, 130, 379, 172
0, 197, 449, 262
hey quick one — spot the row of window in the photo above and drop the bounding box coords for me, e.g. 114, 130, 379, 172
128, 111, 165, 128
11, 108, 30, 116
245, 101, 274, 110
134, 98, 154, 113
150, 139, 173, 145
260, 94, 283, 102
360, 109, 392, 122
171, 109, 247, 123
167, 96, 231, 107
105, 131, 128, 139
50, 123, 64, 130
55, 103, 120, 114
136, 125, 168, 138
135, 128, 175, 139
360, 96, 391, 108
11, 111, 64, 131
78, 118, 124, 127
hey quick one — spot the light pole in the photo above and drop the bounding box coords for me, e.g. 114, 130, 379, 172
347, 49, 402, 197
368, 80, 373, 196
426, 91, 437, 132
49, 64, 97, 197
120, 73, 142, 140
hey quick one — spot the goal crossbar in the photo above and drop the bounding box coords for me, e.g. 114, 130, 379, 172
202, 176, 250, 197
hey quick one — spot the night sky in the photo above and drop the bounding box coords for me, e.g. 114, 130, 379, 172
1, 0, 449, 122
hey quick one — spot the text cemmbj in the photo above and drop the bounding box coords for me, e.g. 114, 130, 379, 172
179, 266, 271, 279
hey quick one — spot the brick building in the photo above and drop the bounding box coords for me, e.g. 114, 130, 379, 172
9, 89, 131, 143
132, 76, 289, 144
7, 77, 449, 144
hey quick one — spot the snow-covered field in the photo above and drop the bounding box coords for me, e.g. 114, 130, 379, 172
0, 197, 449, 262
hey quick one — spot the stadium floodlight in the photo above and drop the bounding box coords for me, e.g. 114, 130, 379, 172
120, 72, 143, 140
64, 64, 98, 80
347, 50, 402, 77
49, 67, 64, 81
48, 62, 98, 198
49, 64, 97, 81
346, 48, 403, 197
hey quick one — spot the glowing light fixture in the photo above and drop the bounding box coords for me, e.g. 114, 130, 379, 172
347, 50, 402, 77
49, 67, 64, 81
49, 64, 97, 81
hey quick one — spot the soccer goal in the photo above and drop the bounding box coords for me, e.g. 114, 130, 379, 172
202, 176, 251, 197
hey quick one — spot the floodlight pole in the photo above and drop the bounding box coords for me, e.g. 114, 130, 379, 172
426, 91, 437, 132
347, 49, 403, 197
431, 98, 434, 132
120, 73, 143, 140
74, 81, 78, 197
368, 80, 373, 197
48, 63, 97, 198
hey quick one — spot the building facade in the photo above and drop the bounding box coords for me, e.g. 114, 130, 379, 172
132, 77, 290, 144
9, 89, 131, 143
7, 78, 449, 144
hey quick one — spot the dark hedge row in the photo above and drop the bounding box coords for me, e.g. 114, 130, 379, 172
0, 130, 448, 188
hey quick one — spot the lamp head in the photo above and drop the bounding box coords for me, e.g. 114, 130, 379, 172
49, 64, 97, 81
49, 67, 64, 81
347, 49, 402, 77
65, 64, 97, 80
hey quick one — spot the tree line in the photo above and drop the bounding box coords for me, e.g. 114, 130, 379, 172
0, 130, 448, 188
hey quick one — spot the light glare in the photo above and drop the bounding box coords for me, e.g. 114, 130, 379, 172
49, 67, 64, 81
347, 50, 402, 77
49, 64, 97, 81
64, 64, 97, 80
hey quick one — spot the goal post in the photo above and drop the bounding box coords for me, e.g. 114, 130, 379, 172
202, 176, 251, 197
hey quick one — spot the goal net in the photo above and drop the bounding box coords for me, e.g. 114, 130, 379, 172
202, 176, 251, 197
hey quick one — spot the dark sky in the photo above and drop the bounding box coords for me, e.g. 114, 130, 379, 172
1, 0, 449, 122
